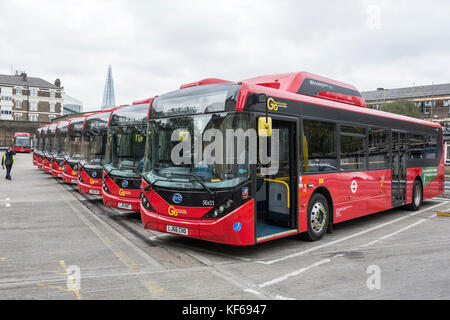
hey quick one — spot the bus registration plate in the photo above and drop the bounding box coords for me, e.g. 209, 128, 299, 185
72, 179, 78, 184
118, 202, 132, 210
166, 225, 188, 236
89, 189, 100, 195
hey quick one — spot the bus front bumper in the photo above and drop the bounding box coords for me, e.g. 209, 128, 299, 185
62, 171, 79, 184
78, 179, 102, 196
102, 190, 140, 212
43, 165, 52, 174
51, 168, 64, 179
140, 199, 255, 246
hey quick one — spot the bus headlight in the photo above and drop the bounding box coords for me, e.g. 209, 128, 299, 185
203, 199, 235, 220
102, 181, 110, 193
141, 193, 155, 212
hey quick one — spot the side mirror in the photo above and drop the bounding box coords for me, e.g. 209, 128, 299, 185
258, 117, 272, 137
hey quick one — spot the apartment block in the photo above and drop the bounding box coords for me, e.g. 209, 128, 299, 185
0, 72, 64, 123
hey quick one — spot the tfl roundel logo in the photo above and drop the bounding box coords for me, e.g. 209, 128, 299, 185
172, 193, 182, 204
122, 180, 129, 188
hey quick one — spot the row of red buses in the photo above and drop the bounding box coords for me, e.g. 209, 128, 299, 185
13, 132, 32, 153
32, 71, 444, 246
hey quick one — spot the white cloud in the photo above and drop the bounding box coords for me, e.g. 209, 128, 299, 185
1, 0, 449, 111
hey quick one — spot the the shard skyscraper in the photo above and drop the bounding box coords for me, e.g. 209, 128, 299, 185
101, 65, 116, 110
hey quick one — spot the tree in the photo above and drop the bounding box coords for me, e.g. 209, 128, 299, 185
380, 99, 423, 119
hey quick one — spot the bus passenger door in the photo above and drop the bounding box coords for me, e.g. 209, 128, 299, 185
391, 131, 407, 206
255, 118, 298, 242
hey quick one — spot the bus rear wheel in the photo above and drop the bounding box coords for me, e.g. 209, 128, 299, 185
301, 193, 330, 242
407, 180, 423, 211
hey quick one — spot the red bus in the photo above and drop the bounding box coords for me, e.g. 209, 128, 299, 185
42, 123, 58, 174
102, 100, 153, 211
50, 120, 71, 178
33, 128, 43, 166
62, 117, 86, 184
78, 108, 122, 195
139, 72, 444, 245
13, 132, 32, 153
37, 125, 50, 170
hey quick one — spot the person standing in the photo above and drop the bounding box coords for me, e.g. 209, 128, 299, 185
2, 146, 16, 180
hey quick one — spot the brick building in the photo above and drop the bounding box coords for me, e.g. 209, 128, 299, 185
0, 72, 64, 123
361, 83, 450, 124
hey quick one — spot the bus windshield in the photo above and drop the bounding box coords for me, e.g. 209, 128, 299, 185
143, 112, 252, 190
53, 129, 68, 158
44, 132, 55, 153
104, 125, 147, 178
15, 136, 31, 148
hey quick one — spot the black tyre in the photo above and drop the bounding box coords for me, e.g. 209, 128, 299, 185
300, 193, 330, 242
407, 180, 422, 211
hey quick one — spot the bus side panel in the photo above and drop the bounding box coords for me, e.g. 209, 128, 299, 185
300, 171, 392, 225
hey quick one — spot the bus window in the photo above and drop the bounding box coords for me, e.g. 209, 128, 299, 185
302, 119, 337, 173
408, 133, 425, 159
425, 134, 437, 160
368, 127, 389, 169
340, 125, 366, 171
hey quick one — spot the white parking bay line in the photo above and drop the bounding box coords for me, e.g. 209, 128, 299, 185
360, 219, 427, 248
256, 201, 448, 265
258, 254, 344, 288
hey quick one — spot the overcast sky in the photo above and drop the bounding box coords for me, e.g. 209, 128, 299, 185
1, 0, 449, 111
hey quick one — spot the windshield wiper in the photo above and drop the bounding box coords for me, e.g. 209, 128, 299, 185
144, 172, 215, 197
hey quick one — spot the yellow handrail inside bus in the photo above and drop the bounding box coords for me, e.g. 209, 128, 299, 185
264, 178, 290, 208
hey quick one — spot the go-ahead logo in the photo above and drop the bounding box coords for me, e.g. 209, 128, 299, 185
172, 193, 182, 204
267, 97, 287, 111
168, 206, 178, 216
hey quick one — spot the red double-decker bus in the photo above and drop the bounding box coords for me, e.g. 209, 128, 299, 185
13, 132, 32, 153
50, 120, 71, 178
139, 72, 444, 245
62, 117, 86, 184
102, 100, 153, 211
78, 108, 122, 195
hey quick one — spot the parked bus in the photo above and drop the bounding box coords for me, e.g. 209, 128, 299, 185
36, 126, 47, 169
62, 117, 86, 184
42, 123, 58, 174
139, 72, 444, 245
13, 132, 32, 153
50, 120, 71, 178
33, 128, 43, 166
103, 100, 153, 211
78, 108, 122, 195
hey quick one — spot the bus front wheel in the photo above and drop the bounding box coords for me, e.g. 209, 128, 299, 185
301, 193, 330, 242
